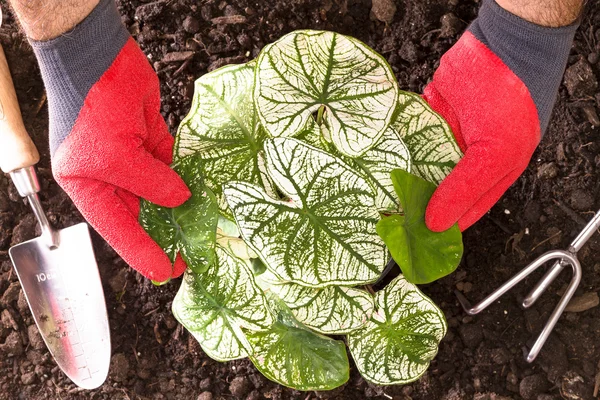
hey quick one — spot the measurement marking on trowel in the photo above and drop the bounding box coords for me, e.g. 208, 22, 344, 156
36, 260, 101, 382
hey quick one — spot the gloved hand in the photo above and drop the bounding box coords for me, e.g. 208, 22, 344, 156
31, 0, 190, 281
423, 0, 579, 232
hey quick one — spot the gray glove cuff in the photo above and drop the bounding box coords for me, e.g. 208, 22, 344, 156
29, 0, 129, 155
469, 0, 579, 134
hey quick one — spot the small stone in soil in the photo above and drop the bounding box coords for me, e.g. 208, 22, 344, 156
458, 323, 483, 349
135, 1, 166, 22
569, 188, 594, 211
545, 227, 562, 246
398, 41, 418, 62
229, 376, 250, 398
519, 374, 550, 399
246, 390, 261, 400
110, 353, 130, 382
580, 103, 600, 126
490, 347, 511, 365
537, 162, 558, 180
371, 0, 397, 24
197, 392, 213, 400
2, 282, 21, 306
565, 292, 599, 312
27, 325, 45, 350
440, 13, 462, 38
21, 371, 36, 385
108, 268, 128, 293
564, 58, 598, 98
198, 377, 211, 390
182, 16, 200, 33
1, 331, 24, 355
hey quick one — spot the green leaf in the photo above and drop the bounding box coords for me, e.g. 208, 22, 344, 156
271, 283, 374, 334
392, 91, 462, 184
224, 138, 387, 287
255, 30, 399, 157
298, 120, 411, 211
174, 63, 274, 215
246, 297, 350, 390
347, 275, 447, 385
376, 169, 463, 284
139, 156, 218, 274
172, 245, 273, 361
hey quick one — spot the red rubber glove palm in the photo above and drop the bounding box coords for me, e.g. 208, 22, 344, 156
423, 32, 540, 232
32, 0, 190, 282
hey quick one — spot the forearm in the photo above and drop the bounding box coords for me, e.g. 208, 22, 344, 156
7, 0, 100, 40
496, 0, 584, 27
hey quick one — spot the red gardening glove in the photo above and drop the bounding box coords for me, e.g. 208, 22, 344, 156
51, 39, 191, 282
32, 0, 191, 285
423, 32, 541, 232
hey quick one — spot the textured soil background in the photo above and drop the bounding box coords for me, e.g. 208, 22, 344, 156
1, 0, 600, 399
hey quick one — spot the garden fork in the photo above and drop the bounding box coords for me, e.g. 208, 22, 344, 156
455, 210, 600, 362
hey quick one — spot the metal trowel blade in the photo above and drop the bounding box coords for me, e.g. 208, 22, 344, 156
9, 223, 110, 389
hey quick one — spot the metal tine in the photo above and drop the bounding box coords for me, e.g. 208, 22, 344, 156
523, 210, 600, 308
456, 210, 600, 363
455, 250, 581, 363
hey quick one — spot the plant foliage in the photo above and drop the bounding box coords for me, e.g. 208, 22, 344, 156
140, 29, 464, 390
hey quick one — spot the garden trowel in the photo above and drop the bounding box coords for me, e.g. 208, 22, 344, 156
0, 33, 111, 388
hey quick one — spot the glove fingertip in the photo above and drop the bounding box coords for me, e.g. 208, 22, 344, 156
172, 254, 188, 278
154, 172, 192, 208
425, 201, 456, 233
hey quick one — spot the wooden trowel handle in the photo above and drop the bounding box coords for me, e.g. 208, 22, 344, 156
0, 45, 40, 173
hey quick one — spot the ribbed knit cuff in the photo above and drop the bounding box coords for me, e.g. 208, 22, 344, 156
30, 0, 129, 155
469, 0, 579, 134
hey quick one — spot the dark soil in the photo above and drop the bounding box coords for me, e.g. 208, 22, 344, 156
1, 0, 600, 399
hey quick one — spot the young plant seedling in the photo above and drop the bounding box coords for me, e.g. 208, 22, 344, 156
141, 29, 464, 390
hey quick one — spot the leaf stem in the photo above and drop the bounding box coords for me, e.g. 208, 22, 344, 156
316, 105, 325, 125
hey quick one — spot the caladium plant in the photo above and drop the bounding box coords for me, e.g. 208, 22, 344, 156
141, 29, 464, 390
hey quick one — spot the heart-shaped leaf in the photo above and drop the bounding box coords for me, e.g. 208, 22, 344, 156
392, 91, 462, 184
255, 30, 399, 157
140, 156, 218, 274
174, 63, 274, 215
347, 275, 447, 385
298, 120, 411, 211
224, 138, 387, 287
246, 297, 349, 390
172, 245, 273, 361
271, 283, 374, 334
376, 169, 463, 284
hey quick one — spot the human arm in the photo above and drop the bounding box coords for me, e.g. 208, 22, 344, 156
424, 0, 584, 232
6, 0, 190, 281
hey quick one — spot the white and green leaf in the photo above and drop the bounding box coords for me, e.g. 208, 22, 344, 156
175, 63, 274, 215
298, 121, 411, 211
224, 138, 387, 287
246, 297, 349, 390
140, 156, 218, 274
271, 283, 374, 334
172, 245, 273, 361
255, 30, 399, 157
347, 275, 447, 385
392, 91, 462, 184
